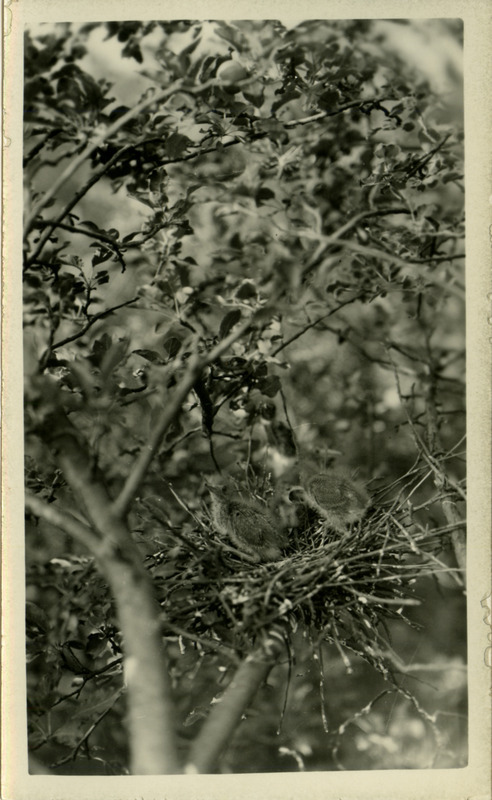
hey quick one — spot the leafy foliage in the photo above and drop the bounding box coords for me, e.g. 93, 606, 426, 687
24, 19, 465, 774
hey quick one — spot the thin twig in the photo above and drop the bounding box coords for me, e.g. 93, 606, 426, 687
404, 134, 451, 179
25, 144, 136, 268
49, 659, 123, 709
162, 622, 240, 661
24, 127, 65, 165
388, 349, 466, 503
50, 691, 123, 768
34, 220, 128, 270
50, 297, 139, 351
165, 483, 205, 529
271, 295, 364, 357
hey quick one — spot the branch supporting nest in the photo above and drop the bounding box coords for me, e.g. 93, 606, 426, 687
186, 627, 287, 773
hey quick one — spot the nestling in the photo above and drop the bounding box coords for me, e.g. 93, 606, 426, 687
208, 482, 287, 562
301, 472, 370, 532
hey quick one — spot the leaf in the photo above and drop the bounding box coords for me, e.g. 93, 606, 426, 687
122, 40, 143, 63
318, 88, 341, 108
235, 280, 257, 300
108, 105, 131, 121
121, 231, 140, 243
89, 333, 113, 368
91, 247, 113, 266
242, 82, 265, 108
95, 270, 110, 285
173, 260, 191, 287
162, 337, 182, 358
26, 602, 50, 634
86, 633, 109, 659
258, 373, 281, 398
255, 187, 275, 206
63, 362, 98, 396
271, 89, 301, 114
385, 144, 400, 158
214, 21, 246, 50
219, 309, 242, 340
259, 401, 276, 420
132, 349, 165, 364
80, 219, 103, 231
165, 132, 193, 159
184, 706, 209, 727
100, 339, 128, 378
442, 171, 463, 184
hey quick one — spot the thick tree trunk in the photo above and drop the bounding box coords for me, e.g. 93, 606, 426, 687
30, 410, 181, 774
100, 545, 180, 774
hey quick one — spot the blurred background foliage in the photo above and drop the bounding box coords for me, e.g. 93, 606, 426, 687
24, 18, 466, 773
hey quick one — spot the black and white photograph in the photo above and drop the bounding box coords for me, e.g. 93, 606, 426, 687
2, 3, 491, 798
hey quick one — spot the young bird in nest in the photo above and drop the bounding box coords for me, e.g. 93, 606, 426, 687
208, 482, 287, 563
301, 472, 370, 533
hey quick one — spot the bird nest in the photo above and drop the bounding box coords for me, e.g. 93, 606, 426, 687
143, 492, 455, 669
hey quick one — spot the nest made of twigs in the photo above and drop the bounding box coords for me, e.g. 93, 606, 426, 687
144, 493, 453, 665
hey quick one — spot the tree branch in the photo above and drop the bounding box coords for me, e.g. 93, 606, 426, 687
24, 127, 64, 166
143, 96, 398, 174
298, 208, 410, 278
294, 205, 463, 288
50, 297, 139, 351
185, 628, 286, 773
24, 144, 135, 268
30, 411, 181, 774
404, 134, 451, 179
324, 206, 411, 238
443, 500, 466, 572
271, 295, 364, 357
25, 492, 101, 553
112, 311, 260, 519
23, 82, 184, 236
33, 220, 128, 271
303, 237, 465, 298
49, 693, 122, 769
387, 350, 466, 577
24, 78, 262, 265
